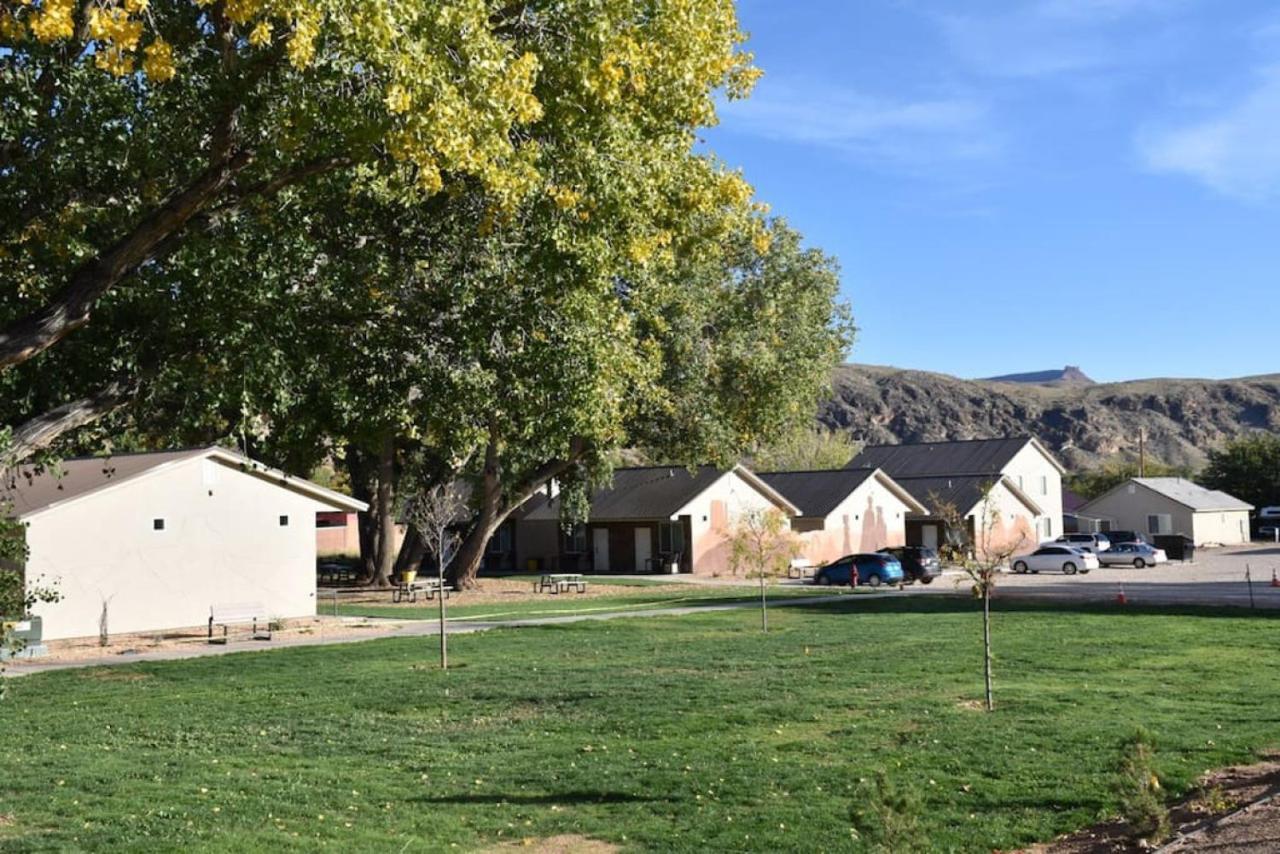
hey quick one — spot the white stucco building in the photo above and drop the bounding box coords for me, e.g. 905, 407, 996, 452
3, 447, 366, 641
1076, 478, 1253, 546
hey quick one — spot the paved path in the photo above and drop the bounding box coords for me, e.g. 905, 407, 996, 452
2, 593, 854, 677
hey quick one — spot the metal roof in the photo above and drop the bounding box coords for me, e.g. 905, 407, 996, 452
848, 436, 1064, 477
1095, 478, 1254, 513
1, 447, 368, 520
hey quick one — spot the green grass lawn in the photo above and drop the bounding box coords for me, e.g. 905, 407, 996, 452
3, 598, 1279, 852
328, 582, 850, 622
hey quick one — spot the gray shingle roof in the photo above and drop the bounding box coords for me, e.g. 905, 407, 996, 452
523, 466, 728, 522
1133, 478, 1253, 512
1, 447, 367, 519
758, 469, 877, 518
848, 437, 1036, 478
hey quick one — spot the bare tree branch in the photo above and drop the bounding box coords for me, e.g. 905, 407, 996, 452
6, 378, 138, 462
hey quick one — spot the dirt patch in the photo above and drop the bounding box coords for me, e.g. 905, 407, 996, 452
955, 699, 987, 712
488, 834, 619, 853
0, 813, 14, 828
1021, 754, 1280, 853
16, 615, 417, 666
338, 577, 697, 610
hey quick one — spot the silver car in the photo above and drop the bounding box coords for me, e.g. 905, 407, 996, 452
1097, 542, 1167, 568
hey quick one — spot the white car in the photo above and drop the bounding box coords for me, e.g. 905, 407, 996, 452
1097, 542, 1167, 568
1012, 546, 1099, 575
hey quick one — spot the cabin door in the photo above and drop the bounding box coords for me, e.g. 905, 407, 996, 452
922, 524, 939, 552
634, 528, 652, 573
592, 528, 611, 573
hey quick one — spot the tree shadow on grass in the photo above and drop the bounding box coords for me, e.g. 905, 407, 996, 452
778, 590, 1280, 621
410, 791, 667, 806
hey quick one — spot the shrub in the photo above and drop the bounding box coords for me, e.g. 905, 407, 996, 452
850, 771, 928, 853
1114, 727, 1170, 843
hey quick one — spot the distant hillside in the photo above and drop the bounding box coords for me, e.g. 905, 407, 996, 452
819, 364, 1280, 471
984, 365, 1094, 386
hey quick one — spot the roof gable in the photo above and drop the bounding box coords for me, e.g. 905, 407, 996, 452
2, 447, 367, 520
890, 474, 1042, 518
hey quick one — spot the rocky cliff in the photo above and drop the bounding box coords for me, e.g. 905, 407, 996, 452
819, 364, 1280, 471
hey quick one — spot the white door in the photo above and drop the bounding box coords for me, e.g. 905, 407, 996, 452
922, 524, 939, 551
593, 528, 610, 573
634, 528, 652, 573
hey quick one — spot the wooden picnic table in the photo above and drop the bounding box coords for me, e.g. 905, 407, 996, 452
535, 573, 588, 595
392, 578, 450, 604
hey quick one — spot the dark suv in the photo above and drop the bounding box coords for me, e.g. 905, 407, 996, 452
877, 546, 941, 585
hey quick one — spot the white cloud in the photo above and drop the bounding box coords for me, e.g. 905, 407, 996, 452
1138, 67, 1280, 201
719, 78, 998, 166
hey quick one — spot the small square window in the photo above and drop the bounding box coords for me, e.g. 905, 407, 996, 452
279, 515, 289, 527
153, 518, 165, 531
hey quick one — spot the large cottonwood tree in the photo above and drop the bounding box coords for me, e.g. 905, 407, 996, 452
0, 0, 759, 461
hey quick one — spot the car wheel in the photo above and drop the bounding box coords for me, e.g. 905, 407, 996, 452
921, 577, 934, 585
817, 575, 831, 586
866, 574, 882, 589
1013, 561, 1029, 574
1134, 558, 1146, 569
1064, 562, 1078, 575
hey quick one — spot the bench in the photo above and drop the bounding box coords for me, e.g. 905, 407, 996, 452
788, 559, 817, 579
392, 578, 450, 604
208, 603, 272, 644
535, 573, 588, 594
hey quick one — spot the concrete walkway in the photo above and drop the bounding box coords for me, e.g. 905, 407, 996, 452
3, 593, 857, 677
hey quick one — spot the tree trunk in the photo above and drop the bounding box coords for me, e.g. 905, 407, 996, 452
983, 587, 994, 711
343, 446, 379, 583
451, 438, 503, 590
760, 572, 768, 632
371, 435, 397, 588
437, 528, 448, 670
450, 435, 592, 589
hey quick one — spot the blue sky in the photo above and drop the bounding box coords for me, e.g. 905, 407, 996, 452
703, 0, 1280, 382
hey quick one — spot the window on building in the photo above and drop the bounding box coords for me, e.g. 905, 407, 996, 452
1040, 475, 1048, 496
153, 518, 165, 531
487, 524, 512, 554
279, 515, 289, 527
659, 521, 685, 555
565, 524, 587, 553
1147, 514, 1172, 535
1042, 517, 1053, 538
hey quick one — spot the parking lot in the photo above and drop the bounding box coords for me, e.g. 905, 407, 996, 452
916, 543, 1280, 610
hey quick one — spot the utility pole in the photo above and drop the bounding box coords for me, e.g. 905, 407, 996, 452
1138, 428, 1146, 478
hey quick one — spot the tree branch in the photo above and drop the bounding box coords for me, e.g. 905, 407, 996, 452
6, 378, 138, 463
0, 103, 250, 371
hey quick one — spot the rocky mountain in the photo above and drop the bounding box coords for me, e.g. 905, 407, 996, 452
984, 365, 1095, 386
819, 364, 1280, 471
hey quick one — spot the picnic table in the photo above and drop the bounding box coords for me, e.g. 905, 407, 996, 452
318, 562, 358, 585
392, 578, 450, 604
535, 573, 588, 595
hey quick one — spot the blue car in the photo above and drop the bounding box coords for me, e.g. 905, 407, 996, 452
813, 553, 905, 588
